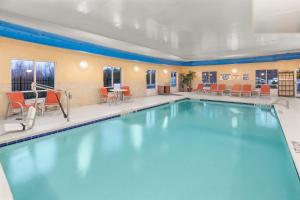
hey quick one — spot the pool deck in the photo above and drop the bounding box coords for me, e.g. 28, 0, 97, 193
0, 93, 299, 178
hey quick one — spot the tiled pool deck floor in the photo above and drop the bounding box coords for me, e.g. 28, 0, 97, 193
0, 93, 299, 176
0, 94, 186, 144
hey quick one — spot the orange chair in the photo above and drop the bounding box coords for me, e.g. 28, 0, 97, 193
44, 91, 62, 112
241, 84, 252, 96
121, 86, 132, 101
100, 87, 116, 103
260, 84, 270, 96
193, 83, 204, 93
205, 83, 217, 94
214, 84, 226, 95
231, 84, 242, 96
6, 92, 35, 119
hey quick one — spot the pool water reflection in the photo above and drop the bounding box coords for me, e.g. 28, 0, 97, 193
0, 100, 299, 200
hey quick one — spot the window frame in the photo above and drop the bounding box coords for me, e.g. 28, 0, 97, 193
11, 59, 56, 98
146, 69, 156, 89
255, 69, 278, 88
171, 71, 177, 87
103, 66, 122, 88
202, 71, 217, 86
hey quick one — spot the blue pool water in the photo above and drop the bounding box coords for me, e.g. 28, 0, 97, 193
0, 100, 299, 200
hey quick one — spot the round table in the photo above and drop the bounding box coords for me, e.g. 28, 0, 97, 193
110, 89, 127, 102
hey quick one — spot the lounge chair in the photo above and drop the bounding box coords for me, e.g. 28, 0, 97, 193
214, 84, 226, 95
260, 84, 270, 96
205, 84, 217, 94
4, 106, 37, 132
44, 91, 61, 112
193, 83, 204, 93
241, 84, 252, 96
121, 86, 132, 101
5, 92, 35, 119
231, 84, 242, 96
100, 87, 117, 103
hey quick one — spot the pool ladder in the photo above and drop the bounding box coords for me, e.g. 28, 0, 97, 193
254, 103, 272, 110
31, 83, 71, 122
120, 109, 137, 116
255, 98, 289, 110
271, 98, 289, 109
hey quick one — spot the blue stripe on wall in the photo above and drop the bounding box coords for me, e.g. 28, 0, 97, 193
0, 20, 186, 66
1, 20, 300, 66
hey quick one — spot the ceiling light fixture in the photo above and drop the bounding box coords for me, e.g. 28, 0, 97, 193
77, 1, 89, 14
134, 22, 140, 30
113, 14, 122, 29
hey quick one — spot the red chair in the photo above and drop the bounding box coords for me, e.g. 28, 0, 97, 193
214, 84, 226, 95
121, 86, 132, 101
231, 84, 242, 96
260, 84, 270, 96
100, 87, 116, 103
193, 83, 204, 93
241, 84, 252, 96
6, 92, 35, 119
44, 91, 62, 112
206, 83, 217, 94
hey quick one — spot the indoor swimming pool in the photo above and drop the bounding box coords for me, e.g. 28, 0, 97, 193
0, 100, 299, 200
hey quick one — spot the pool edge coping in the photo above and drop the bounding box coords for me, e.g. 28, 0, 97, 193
273, 105, 300, 180
0, 97, 189, 148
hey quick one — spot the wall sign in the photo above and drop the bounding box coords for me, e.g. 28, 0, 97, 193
220, 73, 231, 81
243, 73, 249, 80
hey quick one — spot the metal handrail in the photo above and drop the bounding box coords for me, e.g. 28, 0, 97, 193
31, 83, 71, 122
271, 98, 289, 109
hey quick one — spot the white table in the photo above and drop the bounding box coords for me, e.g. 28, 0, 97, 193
110, 89, 127, 102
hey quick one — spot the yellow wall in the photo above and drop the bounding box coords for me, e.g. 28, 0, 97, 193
184, 61, 300, 89
1, 36, 300, 119
0, 37, 181, 118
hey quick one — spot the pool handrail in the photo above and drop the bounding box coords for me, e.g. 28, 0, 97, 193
31, 83, 71, 122
271, 98, 289, 109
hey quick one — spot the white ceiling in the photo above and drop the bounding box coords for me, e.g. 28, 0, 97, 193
254, 0, 300, 33
1, 0, 300, 61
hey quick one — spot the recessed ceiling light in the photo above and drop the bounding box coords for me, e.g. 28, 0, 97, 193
77, 1, 90, 14
113, 14, 122, 29
134, 22, 140, 30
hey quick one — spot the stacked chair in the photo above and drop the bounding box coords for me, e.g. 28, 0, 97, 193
193, 83, 271, 97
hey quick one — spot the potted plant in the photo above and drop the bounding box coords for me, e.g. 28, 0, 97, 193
179, 71, 196, 92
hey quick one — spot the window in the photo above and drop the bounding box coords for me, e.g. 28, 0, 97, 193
103, 67, 121, 88
202, 71, 217, 86
146, 70, 156, 89
36, 62, 55, 97
11, 60, 55, 98
255, 69, 278, 88
171, 72, 177, 87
